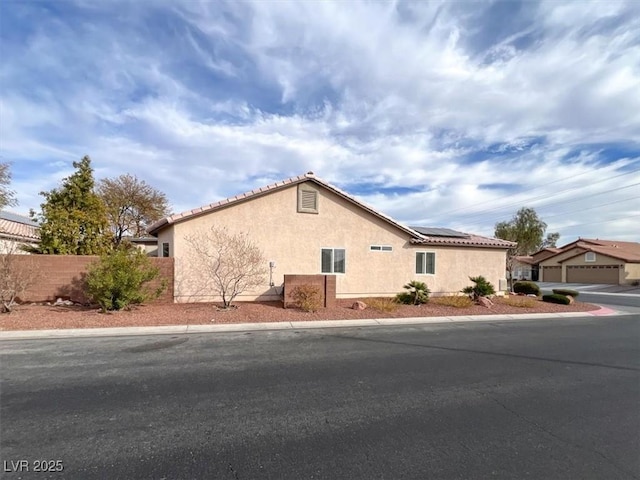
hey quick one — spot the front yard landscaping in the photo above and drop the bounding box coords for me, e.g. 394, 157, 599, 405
0, 297, 599, 331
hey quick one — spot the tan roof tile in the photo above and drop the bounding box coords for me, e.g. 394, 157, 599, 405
411, 233, 515, 249
0, 214, 40, 242
146, 173, 512, 250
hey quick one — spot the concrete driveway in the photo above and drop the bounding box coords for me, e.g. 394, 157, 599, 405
536, 282, 640, 295
536, 282, 640, 308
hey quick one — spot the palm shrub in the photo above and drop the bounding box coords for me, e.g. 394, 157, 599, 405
86, 248, 166, 311
462, 275, 496, 300
396, 281, 430, 305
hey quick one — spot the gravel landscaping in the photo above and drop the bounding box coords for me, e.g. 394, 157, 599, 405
0, 297, 600, 331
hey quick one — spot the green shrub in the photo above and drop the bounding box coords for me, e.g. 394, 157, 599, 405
431, 296, 473, 308
461, 275, 496, 299
513, 281, 541, 296
86, 248, 165, 312
396, 281, 430, 305
542, 293, 571, 305
291, 284, 323, 312
366, 297, 399, 312
552, 288, 579, 298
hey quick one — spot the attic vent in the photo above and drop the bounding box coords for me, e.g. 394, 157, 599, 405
298, 184, 319, 214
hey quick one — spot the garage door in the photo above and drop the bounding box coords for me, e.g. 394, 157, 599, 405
566, 265, 619, 284
542, 266, 562, 282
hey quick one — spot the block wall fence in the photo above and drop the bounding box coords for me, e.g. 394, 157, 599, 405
282, 274, 337, 308
5, 255, 174, 304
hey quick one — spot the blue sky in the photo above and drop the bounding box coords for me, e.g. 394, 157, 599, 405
1, 0, 639, 244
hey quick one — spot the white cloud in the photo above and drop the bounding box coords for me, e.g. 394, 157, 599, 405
1, 0, 639, 244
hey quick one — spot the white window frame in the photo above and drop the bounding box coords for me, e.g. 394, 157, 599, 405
415, 251, 435, 275
162, 242, 170, 258
585, 252, 596, 262
321, 248, 346, 274
370, 245, 393, 252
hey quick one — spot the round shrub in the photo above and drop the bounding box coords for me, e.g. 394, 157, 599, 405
513, 281, 541, 296
552, 288, 579, 298
542, 293, 571, 305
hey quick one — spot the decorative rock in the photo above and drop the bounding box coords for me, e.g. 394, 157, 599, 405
566, 295, 575, 304
352, 301, 367, 310
54, 298, 74, 306
478, 296, 494, 308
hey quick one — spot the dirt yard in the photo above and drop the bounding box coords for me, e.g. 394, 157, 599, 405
0, 297, 600, 331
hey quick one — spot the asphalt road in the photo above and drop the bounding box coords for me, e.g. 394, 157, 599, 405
2, 315, 639, 480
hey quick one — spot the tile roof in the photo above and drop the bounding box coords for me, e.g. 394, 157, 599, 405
411, 232, 515, 249
514, 255, 535, 265
147, 173, 514, 250
147, 172, 422, 239
557, 241, 640, 263
0, 211, 40, 242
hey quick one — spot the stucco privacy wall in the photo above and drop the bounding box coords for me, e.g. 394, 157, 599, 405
3, 255, 174, 303
167, 182, 507, 302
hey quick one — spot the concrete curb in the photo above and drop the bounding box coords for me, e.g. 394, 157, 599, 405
0, 307, 626, 340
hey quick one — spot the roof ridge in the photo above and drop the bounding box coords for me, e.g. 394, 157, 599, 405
147, 172, 424, 238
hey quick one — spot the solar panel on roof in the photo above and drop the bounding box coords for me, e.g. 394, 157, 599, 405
0, 211, 38, 226
410, 226, 470, 238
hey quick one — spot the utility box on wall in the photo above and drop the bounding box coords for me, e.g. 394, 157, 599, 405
282, 274, 337, 309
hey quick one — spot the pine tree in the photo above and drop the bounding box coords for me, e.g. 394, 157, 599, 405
32, 156, 111, 255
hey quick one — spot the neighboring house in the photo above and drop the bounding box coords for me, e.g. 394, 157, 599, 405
510, 256, 534, 281
539, 239, 640, 284
0, 211, 39, 253
128, 237, 159, 257
148, 172, 513, 303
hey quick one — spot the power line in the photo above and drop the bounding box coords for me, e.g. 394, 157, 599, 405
541, 196, 639, 220
556, 213, 640, 231
431, 166, 640, 223
454, 183, 640, 230
434, 160, 633, 217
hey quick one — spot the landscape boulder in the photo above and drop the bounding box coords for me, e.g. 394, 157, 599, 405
477, 296, 494, 308
352, 301, 367, 310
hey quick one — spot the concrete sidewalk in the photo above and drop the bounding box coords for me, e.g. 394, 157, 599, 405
0, 307, 626, 340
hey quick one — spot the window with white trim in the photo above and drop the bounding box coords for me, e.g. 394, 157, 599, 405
162, 242, 170, 257
585, 252, 596, 262
321, 248, 345, 274
370, 245, 393, 252
415, 251, 435, 274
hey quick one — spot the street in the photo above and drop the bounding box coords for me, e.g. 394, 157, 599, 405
2, 316, 639, 479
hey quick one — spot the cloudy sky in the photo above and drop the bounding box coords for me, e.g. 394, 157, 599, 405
1, 0, 639, 245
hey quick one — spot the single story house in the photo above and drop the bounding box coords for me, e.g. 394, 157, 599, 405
510, 256, 534, 281
539, 239, 640, 284
0, 211, 39, 253
148, 172, 513, 303
128, 236, 159, 256
509, 247, 562, 282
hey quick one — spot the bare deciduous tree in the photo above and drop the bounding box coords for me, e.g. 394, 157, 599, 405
0, 243, 39, 313
0, 162, 17, 210
185, 227, 267, 308
97, 174, 171, 245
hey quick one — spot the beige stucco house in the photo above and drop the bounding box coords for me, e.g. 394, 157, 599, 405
0, 211, 39, 254
539, 239, 640, 284
148, 173, 513, 303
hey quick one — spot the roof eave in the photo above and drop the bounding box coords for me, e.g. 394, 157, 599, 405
410, 238, 515, 249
